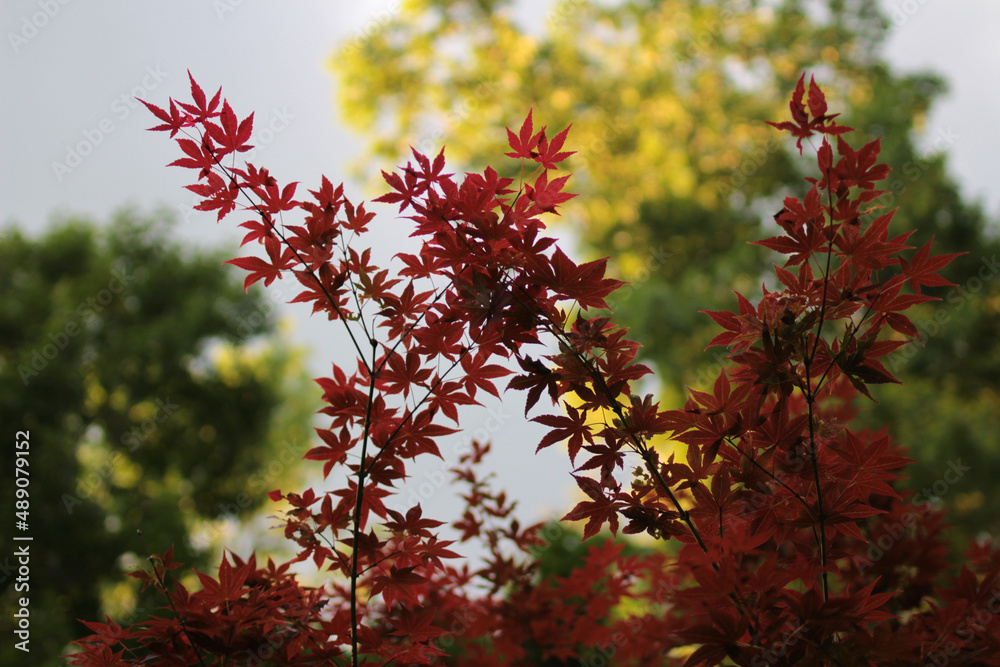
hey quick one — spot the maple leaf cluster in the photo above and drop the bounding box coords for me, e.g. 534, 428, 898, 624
68, 72, 1000, 666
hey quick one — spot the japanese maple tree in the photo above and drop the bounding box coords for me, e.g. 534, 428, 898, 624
68, 73, 1000, 666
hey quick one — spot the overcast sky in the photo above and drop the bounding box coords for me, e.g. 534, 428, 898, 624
3, 0, 998, 534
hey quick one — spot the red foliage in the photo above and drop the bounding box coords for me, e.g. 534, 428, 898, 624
68, 71, 1000, 666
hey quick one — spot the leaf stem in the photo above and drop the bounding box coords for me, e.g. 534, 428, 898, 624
350, 337, 378, 667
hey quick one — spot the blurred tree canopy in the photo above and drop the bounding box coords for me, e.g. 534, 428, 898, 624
0, 209, 317, 666
331, 0, 1000, 546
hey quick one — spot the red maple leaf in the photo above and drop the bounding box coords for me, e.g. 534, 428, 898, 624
533, 403, 593, 465
507, 354, 561, 415
224, 242, 291, 290
532, 123, 575, 169
504, 109, 542, 160
898, 236, 965, 294
562, 475, 621, 539
175, 70, 222, 123
204, 100, 254, 156
765, 73, 851, 153
524, 170, 576, 214
304, 426, 354, 478
370, 565, 426, 609
192, 552, 251, 607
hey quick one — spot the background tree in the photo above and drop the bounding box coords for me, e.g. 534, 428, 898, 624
331, 0, 1000, 546
0, 209, 317, 666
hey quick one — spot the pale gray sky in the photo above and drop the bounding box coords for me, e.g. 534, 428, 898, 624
3, 0, 998, 534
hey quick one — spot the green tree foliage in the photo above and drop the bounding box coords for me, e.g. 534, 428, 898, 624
332, 0, 1000, 545
0, 209, 317, 666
